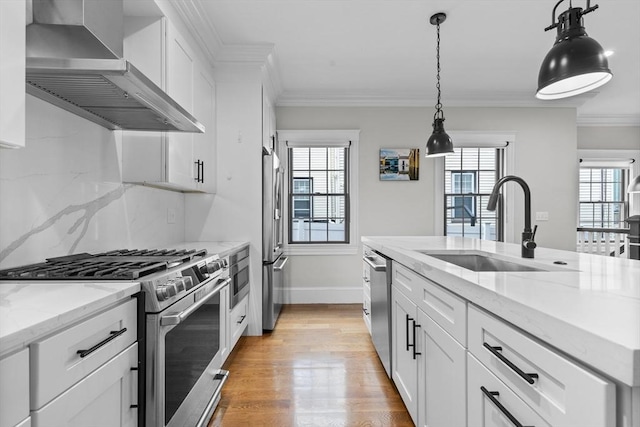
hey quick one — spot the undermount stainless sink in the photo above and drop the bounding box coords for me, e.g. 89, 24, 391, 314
418, 251, 548, 272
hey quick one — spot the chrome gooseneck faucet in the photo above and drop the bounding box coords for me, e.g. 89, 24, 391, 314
487, 175, 538, 258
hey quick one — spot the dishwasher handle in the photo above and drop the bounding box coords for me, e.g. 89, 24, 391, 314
364, 255, 387, 271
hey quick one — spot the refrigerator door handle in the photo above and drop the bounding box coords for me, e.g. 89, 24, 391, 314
274, 256, 289, 271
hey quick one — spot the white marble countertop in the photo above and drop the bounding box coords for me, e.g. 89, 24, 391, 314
362, 236, 640, 387
0, 281, 140, 358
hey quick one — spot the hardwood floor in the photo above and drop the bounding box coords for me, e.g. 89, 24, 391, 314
208, 304, 413, 426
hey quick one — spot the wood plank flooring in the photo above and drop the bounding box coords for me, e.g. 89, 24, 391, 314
208, 304, 413, 426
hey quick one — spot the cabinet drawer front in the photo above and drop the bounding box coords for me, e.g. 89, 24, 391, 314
31, 343, 138, 427
230, 295, 249, 350
392, 262, 421, 299
0, 348, 29, 427
394, 262, 466, 345
468, 353, 551, 427
468, 305, 615, 426
31, 298, 137, 409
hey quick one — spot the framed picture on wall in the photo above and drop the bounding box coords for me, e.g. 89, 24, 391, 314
379, 148, 420, 181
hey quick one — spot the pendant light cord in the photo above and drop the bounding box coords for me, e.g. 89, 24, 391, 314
434, 17, 444, 121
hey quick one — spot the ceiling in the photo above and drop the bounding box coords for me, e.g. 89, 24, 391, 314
172, 0, 640, 126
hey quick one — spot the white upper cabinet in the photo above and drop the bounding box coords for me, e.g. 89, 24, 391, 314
0, 0, 26, 149
122, 17, 215, 193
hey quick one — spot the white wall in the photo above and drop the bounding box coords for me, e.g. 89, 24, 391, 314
276, 106, 578, 301
0, 96, 185, 269
577, 126, 640, 150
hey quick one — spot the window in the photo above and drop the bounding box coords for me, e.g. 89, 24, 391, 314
279, 130, 360, 255
444, 147, 505, 240
289, 146, 348, 243
579, 167, 628, 229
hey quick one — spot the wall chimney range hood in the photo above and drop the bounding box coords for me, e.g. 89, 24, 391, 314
26, 0, 204, 133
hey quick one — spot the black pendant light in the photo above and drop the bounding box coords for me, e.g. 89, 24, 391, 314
536, 0, 612, 100
426, 12, 454, 157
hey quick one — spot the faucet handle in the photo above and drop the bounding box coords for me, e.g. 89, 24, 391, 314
531, 224, 538, 241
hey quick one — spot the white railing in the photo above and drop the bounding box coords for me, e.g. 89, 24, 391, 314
576, 227, 630, 258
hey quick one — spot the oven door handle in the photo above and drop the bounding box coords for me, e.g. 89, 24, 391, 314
161, 277, 231, 326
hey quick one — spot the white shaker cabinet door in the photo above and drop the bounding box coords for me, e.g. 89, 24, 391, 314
417, 309, 466, 427
31, 344, 138, 427
391, 286, 418, 424
0, 0, 25, 148
165, 21, 196, 190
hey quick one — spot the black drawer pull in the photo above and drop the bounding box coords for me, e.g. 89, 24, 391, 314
362, 307, 369, 316
405, 314, 412, 352
412, 320, 421, 360
77, 328, 127, 358
237, 314, 246, 324
483, 343, 539, 384
480, 386, 533, 427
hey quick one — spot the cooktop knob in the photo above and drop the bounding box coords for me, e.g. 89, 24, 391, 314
165, 283, 178, 297
174, 278, 186, 292
155, 287, 169, 301
183, 276, 194, 290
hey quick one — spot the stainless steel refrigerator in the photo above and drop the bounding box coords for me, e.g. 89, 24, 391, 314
262, 144, 288, 330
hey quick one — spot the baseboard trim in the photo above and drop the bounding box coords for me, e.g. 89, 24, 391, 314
280, 286, 361, 304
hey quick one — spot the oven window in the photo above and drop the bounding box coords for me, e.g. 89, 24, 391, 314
164, 293, 220, 423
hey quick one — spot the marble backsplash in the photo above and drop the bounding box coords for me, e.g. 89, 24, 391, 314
0, 96, 185, 269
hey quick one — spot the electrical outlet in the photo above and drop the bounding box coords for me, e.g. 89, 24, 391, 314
535, 211, 549, 221
167, 208, 176, 224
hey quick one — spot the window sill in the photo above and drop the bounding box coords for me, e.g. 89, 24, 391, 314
284, 243, 359, 256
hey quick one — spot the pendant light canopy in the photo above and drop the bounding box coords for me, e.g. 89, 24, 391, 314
426, 12, 454, 157
536, 0, 612, 100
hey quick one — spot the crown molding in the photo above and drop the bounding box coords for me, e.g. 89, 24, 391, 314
275, 89, 596, 108
576, 114, 640, 127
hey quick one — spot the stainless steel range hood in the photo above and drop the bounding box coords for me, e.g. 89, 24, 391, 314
26, 0, 204, 133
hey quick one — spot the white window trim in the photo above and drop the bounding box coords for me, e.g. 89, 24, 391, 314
578, 149, 640, 216
278, 129, 360, 255
433, 131, 516, 243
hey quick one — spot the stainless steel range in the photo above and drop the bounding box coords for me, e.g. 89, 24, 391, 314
0, 248, 230, 427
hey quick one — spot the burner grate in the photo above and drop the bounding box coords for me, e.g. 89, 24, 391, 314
0, 248, 208, 280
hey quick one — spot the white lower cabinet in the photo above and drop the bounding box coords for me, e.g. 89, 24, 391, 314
392, 261, 467, 427
362, 260, 372, 335
0, 348, 29, 427
31, 344, 138, 427
416, 309, 466, 427
468, 353, 550, 427
229, 294, 249, 353
29, 297, 139, 427
391, 286, 419, 424
468, 305, 615, 426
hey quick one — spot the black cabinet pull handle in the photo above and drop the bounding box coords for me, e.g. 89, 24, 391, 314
412, 320, 421, 359
362, 307, 369, 315
480, 386, 533, 427
483, 343, 539, 384
201, 160, 204, 183
77, 328, 127, 358
405, 314, 412, 351
194, 160, 204, 183
237, 314, 246, 324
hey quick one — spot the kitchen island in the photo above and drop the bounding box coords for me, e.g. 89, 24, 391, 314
363, 235, 639, 427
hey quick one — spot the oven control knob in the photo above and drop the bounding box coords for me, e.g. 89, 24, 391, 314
220, 259, 229, 268
156, 287, 169, 301
200, 262, 217, 275
183, 276, 194, 290
165, 283, 178, 297
174, 278, 186, 292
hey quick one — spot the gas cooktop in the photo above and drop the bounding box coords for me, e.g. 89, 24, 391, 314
0, 248, 208, 281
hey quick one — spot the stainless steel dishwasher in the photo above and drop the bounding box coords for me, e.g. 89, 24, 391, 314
363, 247, 392, 378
